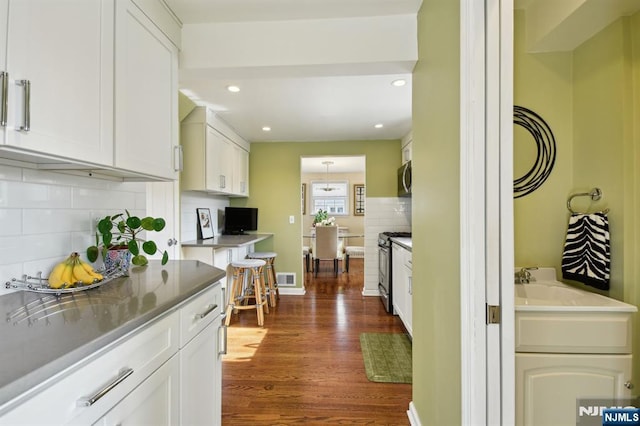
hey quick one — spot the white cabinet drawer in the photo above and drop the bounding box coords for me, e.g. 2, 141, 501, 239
179, 283, 223, 348
515, 311, 633, 354
0, 312, 180, 426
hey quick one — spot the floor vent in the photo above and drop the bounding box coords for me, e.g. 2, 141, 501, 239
276, 272, 296, 286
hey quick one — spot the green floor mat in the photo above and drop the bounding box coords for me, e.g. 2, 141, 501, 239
359, 333, 412, 384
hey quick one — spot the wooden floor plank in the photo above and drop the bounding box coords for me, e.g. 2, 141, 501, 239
222, 259, 412, 425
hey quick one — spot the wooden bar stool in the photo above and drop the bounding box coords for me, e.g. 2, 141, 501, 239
225, 259, 268, 326
247, 252, 279, 308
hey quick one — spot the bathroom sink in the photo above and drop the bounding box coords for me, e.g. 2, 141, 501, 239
515, 281, 637, 312
514, 268, 637, 354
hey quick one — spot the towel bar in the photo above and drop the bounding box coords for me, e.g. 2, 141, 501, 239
567, 188, 609, 214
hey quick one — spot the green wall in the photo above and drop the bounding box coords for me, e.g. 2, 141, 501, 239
573, 17, 630, 300
234, 140, 400, 286
515, 11, 640, 386
572, 14, 640, 386
514, 10, 574, 274
411, 0, 461, 423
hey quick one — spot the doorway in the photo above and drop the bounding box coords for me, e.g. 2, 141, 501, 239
300, 156, 366, 287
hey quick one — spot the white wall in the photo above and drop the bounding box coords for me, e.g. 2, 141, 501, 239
0, 164, 147, 295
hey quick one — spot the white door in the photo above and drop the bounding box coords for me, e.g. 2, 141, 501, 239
180, 320, 220, 425
460, 0, 514, 424
98, 355, 180, 426
0, 0, 7, 139
4, 0, 113, 164
114, 0, 178, 180
516, 354, 633, 426
205, 126, 232, 192
147, 181, 180, 260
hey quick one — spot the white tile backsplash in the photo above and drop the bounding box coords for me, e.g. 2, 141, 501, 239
0, 210, 22, 236
0, 164, 146, 295
180, 191, 229, 242
363, 197, 412, 292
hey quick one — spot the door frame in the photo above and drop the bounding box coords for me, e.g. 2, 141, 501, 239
460, 0, 514, 424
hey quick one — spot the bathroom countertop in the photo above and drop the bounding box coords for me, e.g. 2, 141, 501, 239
0, 260, 225, 411
391, 237, 412, 251
181, 233, 273, 248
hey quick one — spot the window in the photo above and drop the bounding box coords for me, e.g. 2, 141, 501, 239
310, 181, 349, 215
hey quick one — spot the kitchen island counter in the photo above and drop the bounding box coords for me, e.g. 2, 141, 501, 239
0, 260, 225, 412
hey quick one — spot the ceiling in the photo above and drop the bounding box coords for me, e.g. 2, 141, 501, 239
164, 0, 421, 143
300, 156, 366, 174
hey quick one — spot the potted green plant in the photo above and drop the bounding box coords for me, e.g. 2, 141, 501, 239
87, 210, 169, 270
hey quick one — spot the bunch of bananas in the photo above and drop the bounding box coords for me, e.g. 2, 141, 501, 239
48, 252, 104, 289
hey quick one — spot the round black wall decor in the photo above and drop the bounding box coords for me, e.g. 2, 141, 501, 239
513, 106, 557, 198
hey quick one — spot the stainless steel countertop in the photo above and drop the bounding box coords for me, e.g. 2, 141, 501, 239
181, 233, 273, 248
0, 260, 225, 411
391, 237, 412, 251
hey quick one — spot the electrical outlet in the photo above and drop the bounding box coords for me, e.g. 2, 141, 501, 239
289, 215, 295, 224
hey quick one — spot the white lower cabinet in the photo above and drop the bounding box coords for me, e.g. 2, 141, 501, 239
95, 355, 180, 426
180, 317, 224, 425
392, 243, 412, 337
179, 283, 224, 426
0, 283, 224, 426
516, 353, 633, 426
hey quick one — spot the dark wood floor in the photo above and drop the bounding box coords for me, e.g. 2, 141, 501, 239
222, 259, 413, 425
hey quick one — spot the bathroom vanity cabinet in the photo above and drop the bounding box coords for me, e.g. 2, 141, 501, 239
514, 269, 636, 426
516, 352, 632, 426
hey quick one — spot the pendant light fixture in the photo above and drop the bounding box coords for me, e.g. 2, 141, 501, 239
321, 161, 336, 191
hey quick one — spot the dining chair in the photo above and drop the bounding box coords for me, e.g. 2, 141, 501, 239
313, 225, 340, 277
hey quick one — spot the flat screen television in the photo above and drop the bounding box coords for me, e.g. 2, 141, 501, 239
224, 207, 258, 235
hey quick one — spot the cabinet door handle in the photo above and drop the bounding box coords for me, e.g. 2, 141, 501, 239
219, 318, 228, 355
17, 79, 30, 132
0, 71, 7, 127
76, 367, 134, 407
174, 145, 183, 172
195, 303, 217, 320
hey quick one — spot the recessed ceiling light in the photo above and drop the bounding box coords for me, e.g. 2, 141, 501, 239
391, 79, 406, 87
227, 85, 240, 93
262, 126, 271, 132
374, 123, 384, 129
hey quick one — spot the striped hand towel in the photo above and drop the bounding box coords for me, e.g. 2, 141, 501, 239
561, 212, 610, 290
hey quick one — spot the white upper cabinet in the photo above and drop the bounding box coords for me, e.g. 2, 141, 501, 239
114, 0, 179, 180
204, 126, 233, 192
181, 107, 250, 197
0, 0, 181, 181
2, 0, 114, 165
401, 131, 412, 164
232, 143, 249, 196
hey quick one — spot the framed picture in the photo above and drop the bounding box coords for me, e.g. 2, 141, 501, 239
354, 184, 365, 216
197, 208, 214, 240
301, 183, 307, 215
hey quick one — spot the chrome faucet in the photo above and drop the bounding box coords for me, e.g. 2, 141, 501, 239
515, 267, 538, 284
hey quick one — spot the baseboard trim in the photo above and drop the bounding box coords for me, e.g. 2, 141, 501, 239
361, 288, 380, 297
278, 287, 306, 296
408, 401, 421, 426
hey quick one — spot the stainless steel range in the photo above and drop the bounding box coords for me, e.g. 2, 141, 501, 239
378, 231, 411, 313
